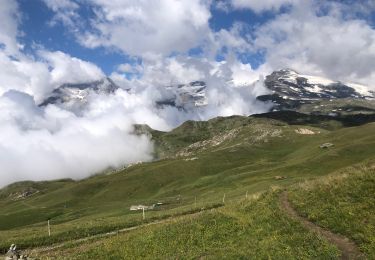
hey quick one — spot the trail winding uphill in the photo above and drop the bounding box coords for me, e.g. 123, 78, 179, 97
280, 191, 364, 260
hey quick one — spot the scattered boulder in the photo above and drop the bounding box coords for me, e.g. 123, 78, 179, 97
130, 204, 154, 211
183, 157, 198, 161
295, 128, 316, 135
320, 143, 334, 149
130, 202, 164, 211
274, 176, 287, 180
5, 244, 32, 260
9, 188, 39, 201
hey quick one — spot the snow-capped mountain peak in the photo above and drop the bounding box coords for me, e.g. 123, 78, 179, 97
40, 69, 373, 115
263, 69, 373, 100
40, 77, 119, 107
155, 80, 208, 109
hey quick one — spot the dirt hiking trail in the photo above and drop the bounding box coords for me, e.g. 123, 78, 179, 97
280, 191, 365, 260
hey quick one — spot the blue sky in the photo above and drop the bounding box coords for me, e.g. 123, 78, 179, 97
2, 0, 375, 89
0, 0, 375, 186
16, 0, 281, 74
19, 0, 127, 74
12, 0, 375, 81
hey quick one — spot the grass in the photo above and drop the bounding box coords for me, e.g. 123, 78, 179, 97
0, 199, 223, 253
289, 162, 375, 257
37, 190, 339, 259
35, 161, 375, 259
1, 112, 375, 255
297, 98, 375, 116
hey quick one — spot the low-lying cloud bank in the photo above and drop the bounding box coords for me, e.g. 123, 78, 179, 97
1, 0, 375, 187
0, 89, 153, 187
0, 51, 270, 188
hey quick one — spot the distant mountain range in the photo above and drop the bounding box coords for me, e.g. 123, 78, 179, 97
40, 69, 374, 113
39, 77, 208, 111
258, 69, 374, 111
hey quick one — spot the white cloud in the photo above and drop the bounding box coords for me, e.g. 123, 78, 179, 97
117, 63, 141, 74
111, 56, 271, 128
0, 2, 105, 102
0, 44, 270, 188
206, 23, 252, 59
42, 0, 79, 28
0, 1, 154, 188
231, 0, 297, 13
0, 90, 154, 187
77, 0, 211, 57
43, 0, 254, 61
3, 0, 375, 188
0, 52, 51, 102
42, 0, 78, 11
0, 0, 21, 55
39, 50, 104, 86
253, 1, 375, 87
40, 0, 375, 89
0, 50, 105, 103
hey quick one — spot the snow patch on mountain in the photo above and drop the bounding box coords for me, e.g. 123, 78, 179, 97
40, 77, 119, 109
263, 69, 374, 100
41, 68, 374, 117
346, 83, 373, 97
299, 74, 335, 86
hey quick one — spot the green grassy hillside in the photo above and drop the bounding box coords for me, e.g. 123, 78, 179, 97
1, 111, 375, 254
289, 163, 375, 257
41, 191, 340, 259
36, 161, 374, 259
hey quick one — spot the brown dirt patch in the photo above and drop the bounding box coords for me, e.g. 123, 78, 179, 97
280, 191, 365, 260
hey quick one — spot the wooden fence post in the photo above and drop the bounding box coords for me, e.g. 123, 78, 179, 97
47, 219, 51, 237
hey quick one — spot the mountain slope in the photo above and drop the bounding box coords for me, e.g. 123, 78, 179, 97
258, 69, 374, 112
32, 161, 375, 259
1, 112, 375, 252
39, 77, 120, 109
288, 164, 375, 257
39, 69, 374, 115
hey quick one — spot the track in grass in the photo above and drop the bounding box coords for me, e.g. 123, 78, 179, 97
23, 207, 211, 257
280, 191, 364, 260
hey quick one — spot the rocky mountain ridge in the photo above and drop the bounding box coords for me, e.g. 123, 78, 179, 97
257, 69, 374, 111
40, 77, 119, 108
39, 69, 374, 113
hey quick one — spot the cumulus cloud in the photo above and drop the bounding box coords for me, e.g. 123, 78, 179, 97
0, 89, 153, 187
253, 0, 375, 87
41, 0, 80, 28
76, 0, 211, 57
231, 0, 297, 13
2, 0, 375, 188
39, 50, 104, 86
0, 50, 105, 103
0, 53, 270, 188
0, 13, 269, 188
0, 2, 153, 187
0, 52, 51, 102
42, 0, 375, 88
0, 0, 21, 55
110, 56, 270, 129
